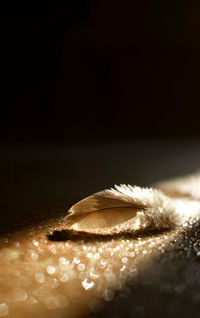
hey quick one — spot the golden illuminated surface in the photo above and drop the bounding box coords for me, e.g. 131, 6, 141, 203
0, 213, 194, 318
1, 143, 200, 318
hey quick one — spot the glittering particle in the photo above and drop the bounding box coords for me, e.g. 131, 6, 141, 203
49, 246, 57, 255
103, 289, 114, 301
77, 263, 85, 271
31, 252, 39, 260
0, 193, 193, 318
59, 273, 69, 282
2, 248, 19, 262
114, 246, 120, 252
193, 240, 200, 253
129, 265, 138, 278
33, 240, 39, 247
94, 253, 100, 260
46, 266, 56, 275
87, 253, 93, 259
49, 278, 59, 288
59, 257, 68, 264
82, 278, 94, 290
0, 303, 8, 316
106, 264, 113, 272
122, 257, 128, 264
120, 265, 126, 271
27, 297, 38, 305
79, 272, 88, 280
90, 271, 100, 279
100, 259, 107, 267
35, 273, 45, 283
73, 257, 80, 264
15, 242, 20, 248
38, 247, 44, 255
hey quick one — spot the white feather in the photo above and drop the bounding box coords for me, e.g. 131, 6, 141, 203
66, 185, 179, 235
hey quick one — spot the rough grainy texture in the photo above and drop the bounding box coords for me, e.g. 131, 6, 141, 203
1, 140, 200, 318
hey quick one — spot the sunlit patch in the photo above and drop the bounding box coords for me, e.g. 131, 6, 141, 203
1, 179, 200, 318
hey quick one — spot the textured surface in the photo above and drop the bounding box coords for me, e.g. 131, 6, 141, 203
1, 140, 200, 318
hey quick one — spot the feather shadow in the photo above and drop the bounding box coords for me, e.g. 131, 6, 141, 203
47, 227, 172, 243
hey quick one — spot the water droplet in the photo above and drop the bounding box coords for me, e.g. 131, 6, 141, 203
82, 278, 94, 290
122, 257, 128, 264
50, 278, 59, 288
90, 271, 100, 279
0, 303, 8, 316
79, 272, 88, 280
100, 259, 107, 267
193, 240, 200, 253
94, 253, 100, 260
46, 266, 56, 275
31, 252, 39, 260
59, 273, 69, 282
73, 257, 80, 264
130, 252, 135, 257
32, 240, 39, 247
27, 297, 38, 306
120, 265, 126, 272
35, 273, 45, 283
87, 253, 93, 259
129, 265, 138, 278
103, 289, 114, 301
77, 263, 85, 271
49, 246, 57, 255
59, 257, 68, 264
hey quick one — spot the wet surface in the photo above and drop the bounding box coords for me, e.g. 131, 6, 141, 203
1, 141, 200, 318
0, 217, 182, 318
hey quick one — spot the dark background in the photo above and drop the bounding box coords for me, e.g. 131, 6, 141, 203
1, 0, 200, 143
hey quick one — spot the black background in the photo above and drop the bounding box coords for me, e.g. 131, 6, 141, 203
1, 0, 200, 143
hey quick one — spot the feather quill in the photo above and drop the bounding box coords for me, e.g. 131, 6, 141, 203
66, 185, 179, 235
